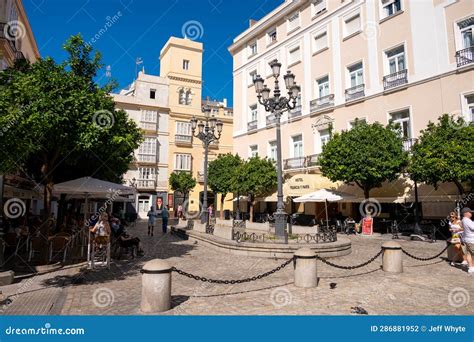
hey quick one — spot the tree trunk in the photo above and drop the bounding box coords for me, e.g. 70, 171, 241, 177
220, 193, 226, 220
454, 180, 465, 196
363, 186, 370, 200
249, 199, 255, 223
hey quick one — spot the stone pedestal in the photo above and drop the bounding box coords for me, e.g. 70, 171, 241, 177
0, 270, 14, 286
140, 259, 171, 313
294, 248, 318, 288
382, 241, 403, 273
213, 225, 234, 240
193, 221, 207, 233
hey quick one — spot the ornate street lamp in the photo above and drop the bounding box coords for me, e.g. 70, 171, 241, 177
191, 100, 223, 224
253, 59, 301, 242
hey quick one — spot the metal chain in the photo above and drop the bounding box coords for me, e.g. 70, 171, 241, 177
315, 249, 383, 270
171, 257, 294, 285
401, 245, 449, 261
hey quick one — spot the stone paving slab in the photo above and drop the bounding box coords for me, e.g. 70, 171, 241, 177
2, 221, 473, 316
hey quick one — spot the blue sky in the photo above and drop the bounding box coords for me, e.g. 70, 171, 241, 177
24, 0, 284, 107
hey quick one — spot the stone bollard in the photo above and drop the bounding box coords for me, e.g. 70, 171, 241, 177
382, 241, 403, 273
140, 259, 172, 313
294, 248, 318, 288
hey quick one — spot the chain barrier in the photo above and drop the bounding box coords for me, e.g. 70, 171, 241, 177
171, 257, 293, 285
401, 245, 449, 261
315, 249, 383, 270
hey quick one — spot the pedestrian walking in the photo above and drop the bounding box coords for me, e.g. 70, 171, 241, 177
177, 204, 183, 219
460, 207, 474, 274
162, 205, 169, 234
147, 207, 156, 236
448, 212, 467, 266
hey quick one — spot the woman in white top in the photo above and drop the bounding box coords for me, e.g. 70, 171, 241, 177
448, 212, 467, 266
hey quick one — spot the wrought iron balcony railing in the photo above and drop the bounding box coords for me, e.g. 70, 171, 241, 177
455, 47, 474, 68
175, 134, 193, 145
383, 69, 408, 90
289, 105, 302, 119
283, 157, 306, 170
345, 84, 365, 102
403, 138, 417, 152
247, 120, 258, 131
310, 94, 335, 112
306, 154, 321, 168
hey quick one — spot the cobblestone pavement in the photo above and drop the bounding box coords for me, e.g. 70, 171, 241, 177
2, 221, 473, 316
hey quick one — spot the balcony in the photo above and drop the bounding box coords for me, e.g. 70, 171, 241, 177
136, 179, 156, 190
266, 114, 277, 126
247, 120, 258, 132
283, 154, 321, 171
288, 105, 302, 120
383, 69, 408, 90
310, 94, 334, 113
137, 154, 157, 164
0, 22, 23, 60
175, 134, 193, 146
456, 47, 473, 68
283, 157, 306, 170
345, 84, 365, 102
306, 154, 321, 168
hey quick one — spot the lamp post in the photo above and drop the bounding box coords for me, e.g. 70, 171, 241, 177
253, 59, 301, 242
191, 101, 224, 225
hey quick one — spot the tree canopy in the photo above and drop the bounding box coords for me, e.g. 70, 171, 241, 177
169, 171, 196, 202
208, 153, 243, 219
319, 120, 408, 198
407, 114, 474, 195
234, 156, 277, 222
0, 34, 143, 217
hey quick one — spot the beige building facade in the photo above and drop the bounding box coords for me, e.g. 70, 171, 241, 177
0, 0, 39, 69
229, 0, 473, 218
115, 37, 234, 218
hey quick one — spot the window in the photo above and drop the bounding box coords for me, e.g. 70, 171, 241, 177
150, 89, 156, 99
269, 141, 277, 161
466, 94, 474, 122
249, 145, 258, 158
185, 90, 192, 105
267, 28, 277, 45
317, 76, 330, 98
287, 11, 300, 33
318, 129, 330, 153
292, 135, 303, 158
312, 0, 326, 16
176, 121, 192, 136
249, 42, 258, 57
313, 31, 328, 52
175, 154, 192, 171
249, 69, 258, 86
382, 0, 402, 19
249, 104, 258, 122
179, 89, 186, 105
183, 60, 190, 70
138, 137, 157, 162
348, 62, 364, 87
344, 13, 361, 37
139, 167, 156, 180
461, 25, 473, 49
141, 110, 157, 123
386, 46, 405, 74
288, 45, 301, 65
390, 109, 411, 139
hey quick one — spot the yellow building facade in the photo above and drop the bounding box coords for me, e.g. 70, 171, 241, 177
160, 37, 234, 216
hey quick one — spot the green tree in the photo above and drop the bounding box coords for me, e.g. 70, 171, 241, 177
319, 120, 408, 199
235, 156, 277, 222
208, 153, 243, 219
407, 114, 474, 195
0, 34, 143, 221
169, 171, 197, 214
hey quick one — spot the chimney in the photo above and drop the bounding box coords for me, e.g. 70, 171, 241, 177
249, 19, 257, 28
222, 98, 227, 107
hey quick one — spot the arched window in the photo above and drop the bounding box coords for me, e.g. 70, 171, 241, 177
179, 89, 186, 105
185, 90, 192, 105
